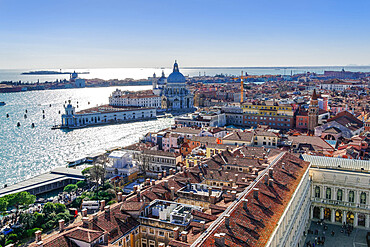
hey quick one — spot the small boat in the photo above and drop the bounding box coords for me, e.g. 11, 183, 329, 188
6, 114, 9, 118
17, 122, 20, 127
58, 110, 61, 114
49, 104, 51, 107
25, 110, 28, 113
43, 115, 45, 119
31, 123, 35, 128
42, 110, 45, 113
0, 102, 5, 106
24, 114, 27, 119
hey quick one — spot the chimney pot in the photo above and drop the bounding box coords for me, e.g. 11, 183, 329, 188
242, 199, 248, 210
58, 219, 65, 231
35, 230, 42, 243
268, 178, 274, 187
174, 227, 180, 240
224, 214, 230, 227
100, 200, 106, 211
117, 192, 123, 202
253, 188, 259, 200
81, 208, 87, 217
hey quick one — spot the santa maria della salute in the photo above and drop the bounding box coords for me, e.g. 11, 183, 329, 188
152, 60, 194, 112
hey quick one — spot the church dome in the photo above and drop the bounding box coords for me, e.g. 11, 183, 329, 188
167, 61, 186, 83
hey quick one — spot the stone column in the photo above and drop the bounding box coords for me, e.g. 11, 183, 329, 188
310, 206, 314, 219
366, 214, 370, 228
354, 212, 358, 227
342, 210, 347, 224
320, 207, 324, 220
331, 208, 335, 223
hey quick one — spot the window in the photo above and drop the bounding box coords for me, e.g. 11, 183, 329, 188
326, 188, 331, 199
159, 231, 165, 237
360, 192, 366, 204
149, 228, 155, 235
315, 186, 320, 198
348, 191, 355, 203
141, 239, 147, 247
141, 227, 146, 233
169, 231, 174, 238
149, 240, 155, 247
337, 189, 343, 201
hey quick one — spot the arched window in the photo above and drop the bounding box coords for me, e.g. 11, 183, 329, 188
348, 191, 355, 203
337, 189, 343, 201
360, 192, 366, 204
326, 188, 331, 200
315, 186, 321, 198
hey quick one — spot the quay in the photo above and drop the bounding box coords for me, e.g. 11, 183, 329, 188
0, 167, 85, 197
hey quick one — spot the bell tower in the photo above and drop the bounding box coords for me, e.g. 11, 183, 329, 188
308, 89, 319, 133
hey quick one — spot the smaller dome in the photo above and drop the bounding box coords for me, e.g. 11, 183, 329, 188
167, 61, 186, 83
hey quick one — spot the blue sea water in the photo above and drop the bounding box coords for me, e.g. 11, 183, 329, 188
0, 86, 172, 187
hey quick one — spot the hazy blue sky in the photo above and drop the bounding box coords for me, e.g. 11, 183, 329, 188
0, 0, 369, 69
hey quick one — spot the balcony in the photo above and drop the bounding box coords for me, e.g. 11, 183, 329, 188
312, 197, 370, 210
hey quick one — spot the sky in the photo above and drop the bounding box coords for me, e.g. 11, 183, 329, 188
0, 0, 370, 69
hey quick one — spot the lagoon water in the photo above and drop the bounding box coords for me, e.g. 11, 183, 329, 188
0, 86, 173, 188
2, 66, 370, 83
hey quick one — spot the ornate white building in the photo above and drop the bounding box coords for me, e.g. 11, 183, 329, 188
152, 61, 194, 112
303, 155, 370, 229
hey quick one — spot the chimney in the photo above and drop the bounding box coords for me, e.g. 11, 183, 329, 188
151, 180, 155, 186
146, 178, 151, 186
180, 231, 188, 242
81, 208, 87, 217
214, 233, 225, 246
224, 214, 230, 228
158, 173, 162, 180
253, 188, 259, 200
35, 230, 42, 243
174, 227, 180, 240
163, 180, 169, 189
133, 185, 138, 193
235, 174, 239, 180
58, 219, 65, 232
82, 217, 90, 229
254, 168, 259, 176
231, 191, 237, 200
264, 174, 269, 184
117, 192, 123, 202
163, 170, 167, 177
209, 195, 216, 204
105, 206, 111, 220
100, 200, 106, 211
268, 168, 274, 178
268, 178, 274, 187
200, 220, 206, 230
37, 241, 43, 247
208, 187, 212, 197
242, 199, 248, 210
170, 187, 175, 200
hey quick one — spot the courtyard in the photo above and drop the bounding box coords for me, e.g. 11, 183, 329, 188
303, 220, 369, 247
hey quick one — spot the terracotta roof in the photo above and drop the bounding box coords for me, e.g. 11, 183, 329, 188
198, 152, 310, 247
64, 227, 103, 243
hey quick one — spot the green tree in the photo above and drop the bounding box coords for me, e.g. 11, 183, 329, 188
54, 203, 66, 214
19, 212, 36, 229
76, 180, 87, 189
0, 197, 8, 211
88, 165, 106, 191
63, 184, 78, 193
7, 192, 36, 211
42, 202, 56, 215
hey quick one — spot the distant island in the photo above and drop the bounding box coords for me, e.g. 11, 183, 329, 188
21, 70, 90, 75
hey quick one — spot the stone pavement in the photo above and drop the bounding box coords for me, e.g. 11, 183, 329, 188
303, 220, 369, 247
